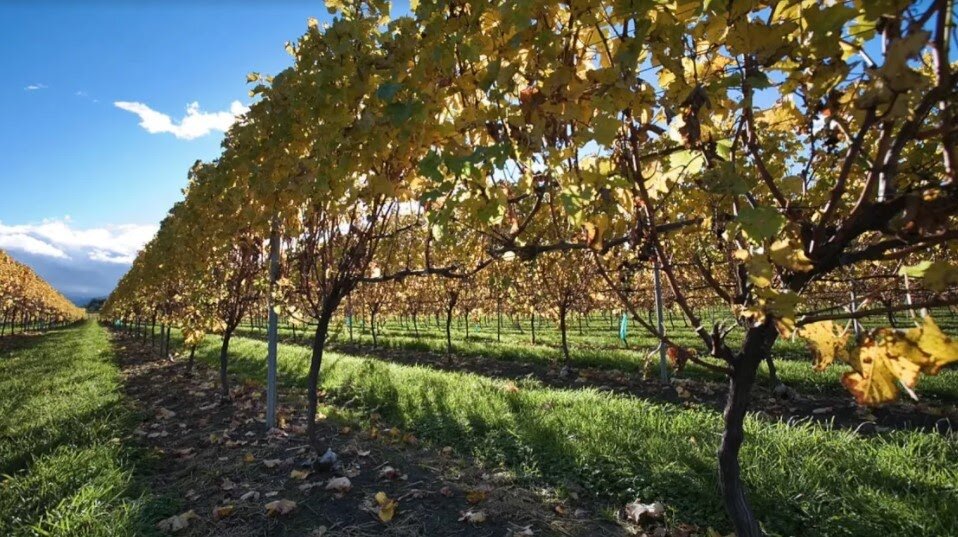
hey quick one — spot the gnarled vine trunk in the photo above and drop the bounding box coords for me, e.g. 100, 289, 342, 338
718, 322, 777, 537
306, 312, 333, 449
185, 346, 197, 377
219, 331, 232, 401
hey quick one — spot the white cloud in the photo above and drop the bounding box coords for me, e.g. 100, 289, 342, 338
0, 233, 67, 258
88, 250, 136, 264
114, 100, 250, 140
0, 218, 156, 264
24, 83, 47, 91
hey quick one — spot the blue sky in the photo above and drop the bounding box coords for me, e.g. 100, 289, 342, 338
0, 1, 407, 303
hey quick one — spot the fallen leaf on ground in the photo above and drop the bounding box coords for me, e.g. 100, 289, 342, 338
242, 452, 255, 463
378, 466, 403, 480
262, 458, 282, 468
624, 500, 665, 523
265, 498, 297, 517
212, 505, 235, 521
375, 491, 398, 522
220, 478, 235, 490
290, 469, 310, 480
325, 476, 352, 495
240, 490, 260, 501
459, 509, 487, 524
466, 490, 487, 504
156, 510, 198, 532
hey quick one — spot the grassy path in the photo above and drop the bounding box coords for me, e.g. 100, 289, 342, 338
234, 311, 958, 402
0, 321, 165, 536
174, 332, 958, 537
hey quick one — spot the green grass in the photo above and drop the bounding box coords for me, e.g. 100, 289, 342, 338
0, 321, 169, 536
182, 332, 958, 537
233, 308, 958, 402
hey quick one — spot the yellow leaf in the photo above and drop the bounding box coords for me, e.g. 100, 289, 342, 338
746, 255, 773, 288
763, 289, 799, 336
375, 491, 398, 522
843, 332, 922, 406
726, 20, 797, 64
905, 316, 958, 374
583, 215, 610, 251
840, 316, 958, 405
798, 321, 849, 371
769, 239, 814, 272
290, 469, 310, 480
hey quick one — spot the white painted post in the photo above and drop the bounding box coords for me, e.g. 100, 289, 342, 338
903, 273, 915, 319
850, 285, 861, 337
653, 259, 669, 383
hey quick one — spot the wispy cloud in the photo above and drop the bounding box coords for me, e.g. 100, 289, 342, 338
0, 218, 156, 264
114, 100, 249, 140
24, 83, 47, 91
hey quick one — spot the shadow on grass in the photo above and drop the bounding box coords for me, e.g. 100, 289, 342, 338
192, 334, 958, 537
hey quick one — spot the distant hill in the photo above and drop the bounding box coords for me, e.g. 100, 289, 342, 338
84, 298, 106, 313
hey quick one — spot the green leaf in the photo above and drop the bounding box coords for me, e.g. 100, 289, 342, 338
376, 82, 403, 103
385, 102, 414, 125
900, 261, 958, 292
701, 162, 748, 195
669, 149, 705, 175
591, 114, 621, 145
418, 151, 443, 181
736, 206, 784, 242
715, 139, 733, 161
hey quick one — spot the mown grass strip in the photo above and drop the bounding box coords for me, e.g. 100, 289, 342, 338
0, 321, 168, 536
190, 334, 958, 537
235, 312, 958, 401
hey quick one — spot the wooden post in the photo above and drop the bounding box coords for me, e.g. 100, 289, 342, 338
265, 219, 280, 430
